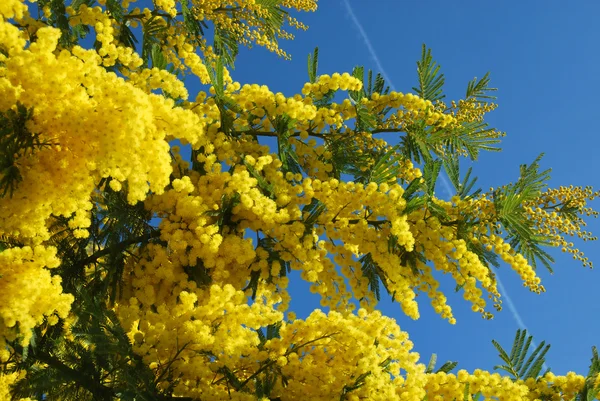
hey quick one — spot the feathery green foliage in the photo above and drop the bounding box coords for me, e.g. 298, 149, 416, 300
413, 44, 445, 102
491, 329, 550, 381
0, 103, 55, 198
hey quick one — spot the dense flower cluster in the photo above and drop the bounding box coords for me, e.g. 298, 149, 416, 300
0, 245, 72, 348
1, 0, 599, 399
0, 14, 207, 243
0, 371, 31, 401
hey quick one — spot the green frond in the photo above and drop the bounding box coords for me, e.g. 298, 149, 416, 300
436, 361, 459, 374
372, 72, 389, 96
150, 43, 168, 70
141, 15, 168, 67
492, 329, 550, 381
181, 0, 207, 39
398, 246, 427, 277
355, 102, 378, 132
276, 116, 304, 175
577, 346, 600, 401
514, 153, 551, 201
105, 0, 124, 22
425, 354, 437, 373
244, 236, 292, 299
302, 198, 327, 232
349, 65, 365, 103
184, 259, 213, 288
412, 44, 445, 102
255, 0, 287, 40
214, 25, 239, 67
356, 145, 402, 185
493, 155, 555, 272
423, 158, 442, 196
0, 103, 55, 198
117, 23, 137, 50
432, 120, 502, 161
466, 72, 497, 102
307, 47, 319, 83
359, 253, 382, 301
442, 155, 481, 199
325, 134, 372, 179
244, 159, 276, 198
400, 119, 435, 164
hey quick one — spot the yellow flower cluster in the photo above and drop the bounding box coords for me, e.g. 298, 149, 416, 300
116, 241, 285, 396
117, 301, 600, 400
0, 371, 32, 401
526, 185, 600, 268
0, 0, 26, 21
422, 369, 596, 401
0, 17, 206, 242
0, 245, 72, 347
2, 1, 600, 399
368, 91, 456, 128
123, 67, 188, 99
159, 0, 318, 60
301, 72, 363, 99
274, 309, 425, 401
66, 4, 143, 68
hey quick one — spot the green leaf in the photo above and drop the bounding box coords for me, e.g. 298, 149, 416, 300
466, 72, 497, 102
276, 116, 303, 175
359, 145, 402, 185
442, 155, 481, 199
214, 26, 239, 67
181, 0, 207, 38
436, 361, 458, 374
150, 43, 167, 70
105, 0, 124, 22
423, 158, 442, 196
183, 259, 212, 288
355, 103, 377, 132
412, 44, 445, 102
492, 339, 513, 366
431, 120, 502, 161
255, 0, 287, 41
349, 65, 365, 103
359, 253, 381, 301
308, 47, 319, 83
402, 176, 422, 200
372, 72, 388, 96
325, 134, 372, 180
0, 103, 55, 198
141, 16, 168, 67
463, 382, 470, 401
244, 160, 276, 199
492, 329, 550, 381
514, 154, 551, 201
426, 354, 437, 373
494, 154, 555, 271
302, 198, 327, 234
117, 24, 137, 50
518, 340, 550, 380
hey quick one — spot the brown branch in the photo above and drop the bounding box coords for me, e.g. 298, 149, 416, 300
76, 230, 161, 268
35, 351, 115, 400
237, 130, 327, 139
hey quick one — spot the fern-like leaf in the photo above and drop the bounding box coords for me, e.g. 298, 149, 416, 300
412, 44, 445, 102
492, 329, 550, 381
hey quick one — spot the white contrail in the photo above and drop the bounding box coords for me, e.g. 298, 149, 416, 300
495, 274, 549, 371
341, 0, 547, 372
340, 0, 395, 92
340, 0, 455, 198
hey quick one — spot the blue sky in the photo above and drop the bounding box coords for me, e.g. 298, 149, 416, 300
191, 1, 600, 376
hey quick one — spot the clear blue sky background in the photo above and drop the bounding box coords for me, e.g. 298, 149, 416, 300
175, 1, 600, 376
